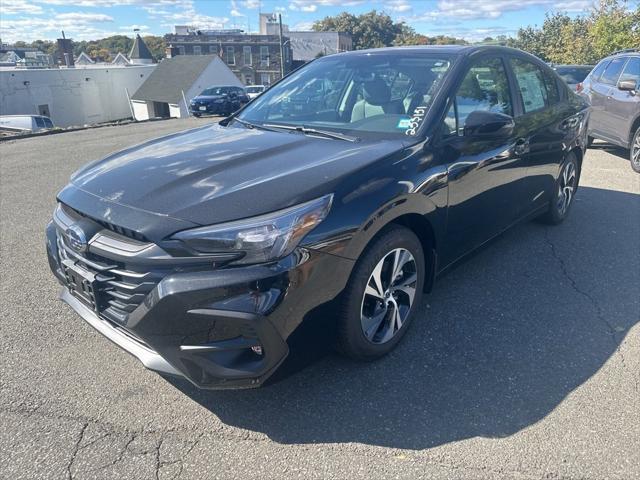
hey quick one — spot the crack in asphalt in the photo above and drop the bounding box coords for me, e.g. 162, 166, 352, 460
66, 422, 88, 480
543, 227, 637, 392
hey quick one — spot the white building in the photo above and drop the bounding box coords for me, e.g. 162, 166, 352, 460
131, 54, 241, 120
0, 64, 155, 127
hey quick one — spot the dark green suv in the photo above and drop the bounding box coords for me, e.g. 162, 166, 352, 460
580, 49, 640, 172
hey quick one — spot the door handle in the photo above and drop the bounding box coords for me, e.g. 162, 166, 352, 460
514, 138, 530, 155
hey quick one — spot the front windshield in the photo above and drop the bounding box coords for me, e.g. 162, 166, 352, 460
246, 86, 264, 93
238, 53, 453, 138
201, 87, 228, 96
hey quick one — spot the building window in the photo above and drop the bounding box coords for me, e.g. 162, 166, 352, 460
261, 73, 270, 85
193, 45, 202, 55
243, 46, 252, 66
260, 46, 269, 67
178, 46, 185, 55
209, 45, 216, 54
226, 46, 235, 65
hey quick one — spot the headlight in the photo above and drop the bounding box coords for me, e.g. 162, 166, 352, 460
172, 194, 333, 264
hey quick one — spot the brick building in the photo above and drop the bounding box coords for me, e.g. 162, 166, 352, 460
164, 26, 293, 86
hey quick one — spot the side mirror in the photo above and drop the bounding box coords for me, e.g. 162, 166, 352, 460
463, 110, 515, 139
618, 80, 638, 93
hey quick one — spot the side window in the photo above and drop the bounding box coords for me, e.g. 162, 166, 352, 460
443, 57, 512, 136
35, 116, 45, 128
600, 57, 627, 85
590, 60, 609, 81
620, 57, 640, 83
511, 58, 550, 113
43, 118, 53, 128
543, 71, 560, 104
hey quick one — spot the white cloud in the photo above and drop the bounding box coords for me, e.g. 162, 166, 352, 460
292, 21, 314, 30
54, 12, 114, 22
1, 0, 44, 14
289, 2, 317, 12
384, 0, 412, 13
241, 0, 262, 8
230, 0, 244, 17
288, 0, 365, 12
119, 24, 149, 31
426, 0, 594, 20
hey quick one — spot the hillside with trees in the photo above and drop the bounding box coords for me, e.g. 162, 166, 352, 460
11, 35, 166, 63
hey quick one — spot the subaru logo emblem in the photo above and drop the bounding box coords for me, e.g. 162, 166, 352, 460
65, 225, 87, 253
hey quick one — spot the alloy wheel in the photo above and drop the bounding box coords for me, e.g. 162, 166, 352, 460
360, 248, 418, 344
632, 131, 640, 170
557, 161, 576, 216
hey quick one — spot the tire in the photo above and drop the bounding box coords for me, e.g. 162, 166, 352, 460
539, 151, 579, 225
192, 113, 201, 118
631, 127, 640, 173
336, 226, 425, 361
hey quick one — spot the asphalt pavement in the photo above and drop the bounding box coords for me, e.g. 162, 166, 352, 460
1, 118, 639, 479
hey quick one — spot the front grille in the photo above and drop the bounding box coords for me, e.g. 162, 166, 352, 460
56, 234, 161, 324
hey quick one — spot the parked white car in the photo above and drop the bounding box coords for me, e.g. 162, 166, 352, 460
245, 85, 266, 99
0, 115, 54, 133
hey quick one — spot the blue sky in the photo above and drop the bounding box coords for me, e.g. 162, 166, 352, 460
0, 0, 636, 43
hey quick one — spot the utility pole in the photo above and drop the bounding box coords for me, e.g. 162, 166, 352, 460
278, 13, 285, 79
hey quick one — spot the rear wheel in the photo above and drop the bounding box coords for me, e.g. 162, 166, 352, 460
539, 151, 579, 225
631, 127, 640, 173
336, 226, 425, 361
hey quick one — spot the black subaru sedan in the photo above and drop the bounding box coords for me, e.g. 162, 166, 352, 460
47, 46, 589, 389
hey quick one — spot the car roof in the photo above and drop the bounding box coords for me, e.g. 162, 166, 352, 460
334, 45, 531, 57
553, 64, 594, 68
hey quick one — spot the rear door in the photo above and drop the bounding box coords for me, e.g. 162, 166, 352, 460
607, 57, 640, 148
438, 54, 527, 263
508, 56, 568, 214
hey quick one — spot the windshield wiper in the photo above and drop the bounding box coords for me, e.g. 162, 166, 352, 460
262, 123, 360, 142
231, 117, 283, 133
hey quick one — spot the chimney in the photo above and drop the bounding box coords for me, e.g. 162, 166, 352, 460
165, 44, 179, 58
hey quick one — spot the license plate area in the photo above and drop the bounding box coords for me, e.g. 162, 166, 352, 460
62, 259, 98, 310
199, 106, 207, 111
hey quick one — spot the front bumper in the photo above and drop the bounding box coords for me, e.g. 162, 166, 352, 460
190, 103, 225, 115
47, 216, 353, 389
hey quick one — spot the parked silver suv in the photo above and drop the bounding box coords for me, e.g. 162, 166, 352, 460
580, 49, 640, 172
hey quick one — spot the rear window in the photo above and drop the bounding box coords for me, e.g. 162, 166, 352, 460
555, 66, 592, 84
511, 58, 552, 113
600, 57, 627, 85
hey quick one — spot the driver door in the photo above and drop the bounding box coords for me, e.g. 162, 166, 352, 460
436, 56, 528, 265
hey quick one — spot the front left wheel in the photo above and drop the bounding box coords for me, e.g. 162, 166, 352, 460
336, 226, 425, 361
631, 127, 640, 173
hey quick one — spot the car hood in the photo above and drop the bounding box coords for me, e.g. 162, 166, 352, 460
192, 95, 225, 102
69, 124, 406, 226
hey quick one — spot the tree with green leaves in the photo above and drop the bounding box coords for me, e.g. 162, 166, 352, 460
511, 0, 639, 64
313, 10, 465, 49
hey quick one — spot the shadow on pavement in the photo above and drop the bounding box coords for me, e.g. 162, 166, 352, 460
165, 186, 639, 449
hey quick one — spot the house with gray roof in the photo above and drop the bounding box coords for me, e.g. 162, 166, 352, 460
130, 54, 242, 120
